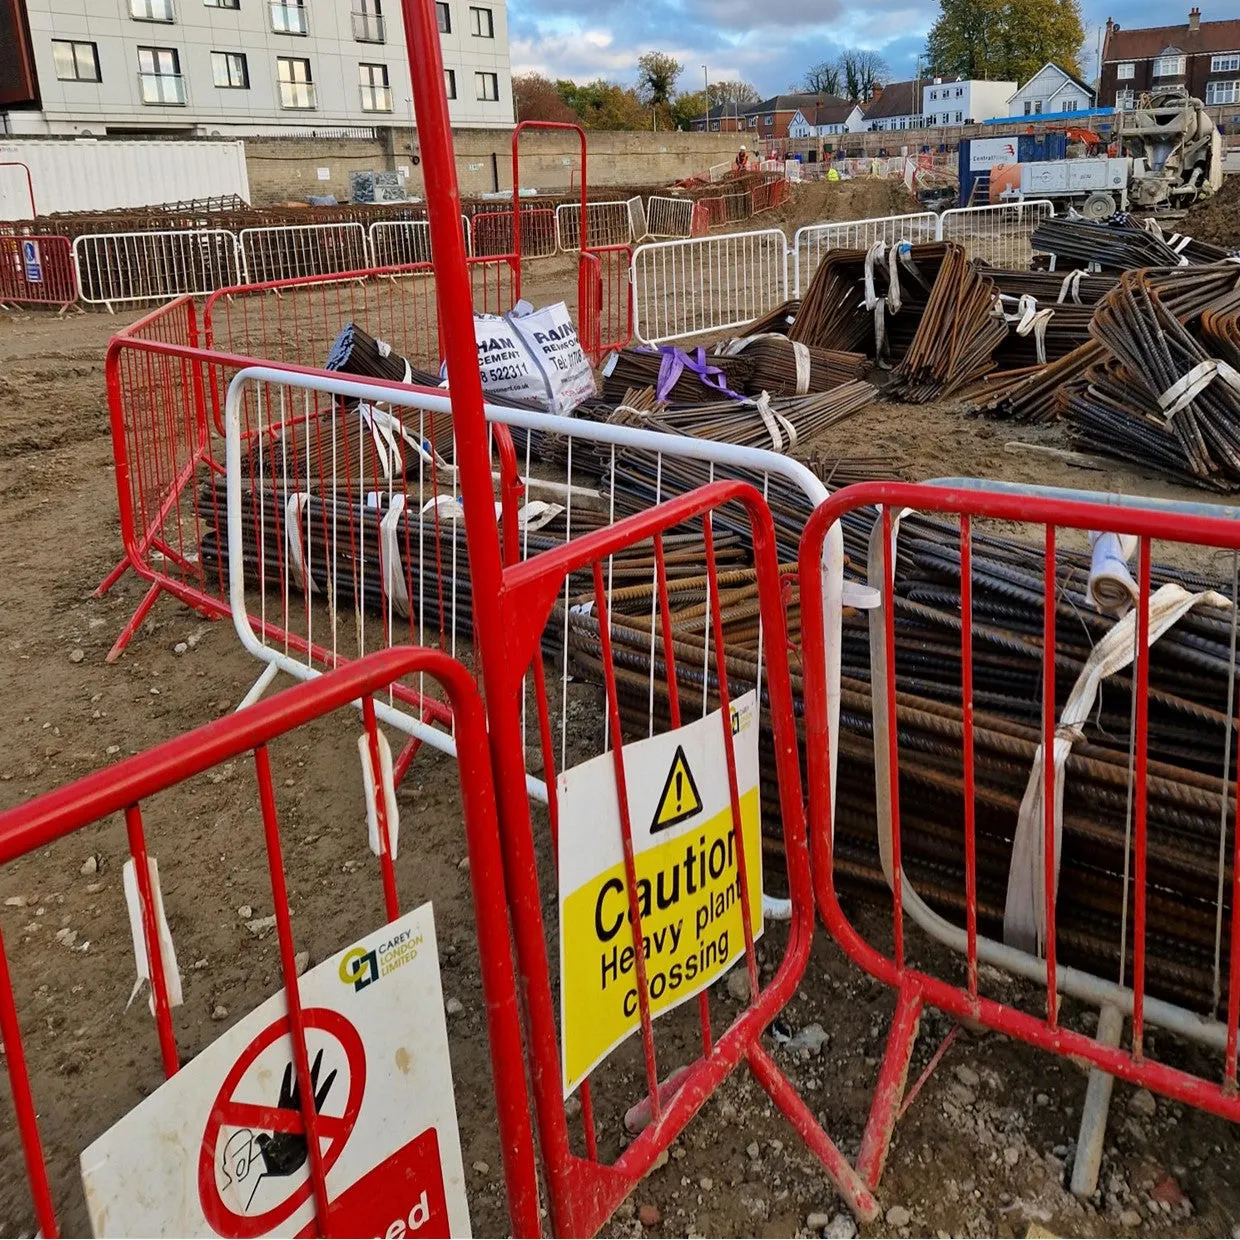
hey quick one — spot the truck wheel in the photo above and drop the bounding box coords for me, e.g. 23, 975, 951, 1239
1082, 191, 1117, 221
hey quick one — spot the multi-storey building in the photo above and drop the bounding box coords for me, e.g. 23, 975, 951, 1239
920, 77, 1015, 126
0, 0, 513, 134
1100, 8, 1240, 109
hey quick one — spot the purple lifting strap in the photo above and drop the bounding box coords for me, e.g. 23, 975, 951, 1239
654, 345, 746, 403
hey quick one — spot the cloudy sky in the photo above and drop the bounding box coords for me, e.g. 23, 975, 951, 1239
507, 0, 1172, 95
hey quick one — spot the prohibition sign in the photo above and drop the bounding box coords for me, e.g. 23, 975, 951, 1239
197, 1007, 366, 1237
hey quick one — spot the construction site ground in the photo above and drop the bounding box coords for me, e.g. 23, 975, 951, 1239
2, 178, 1240, 1238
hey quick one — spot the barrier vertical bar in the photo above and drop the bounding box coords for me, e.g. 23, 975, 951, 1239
1042, 525, 1058, 1028
960, 514, 978, 1000
1131, 536, 1152, 1059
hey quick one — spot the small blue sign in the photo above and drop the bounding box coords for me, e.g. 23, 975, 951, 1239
21, 239, 42, 284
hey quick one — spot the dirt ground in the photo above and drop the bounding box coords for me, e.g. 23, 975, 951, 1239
3, 189, 1240, 1240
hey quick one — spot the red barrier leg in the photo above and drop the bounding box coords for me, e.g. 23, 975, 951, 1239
748, 1042, 880, 1223
105, 581, 164, 663
856, 979, 923, 1190
94, 554, 132, 598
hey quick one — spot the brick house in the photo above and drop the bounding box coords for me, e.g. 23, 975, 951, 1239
1100, 8, 1240, 109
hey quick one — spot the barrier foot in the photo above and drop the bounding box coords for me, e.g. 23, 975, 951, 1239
747, 1041, 880, 1224
1070, 1003, 1124, 1199
238, 662, 281, 712
856, 979, 923, 1190
105, 582, 164, 664
94, 554, 131, 599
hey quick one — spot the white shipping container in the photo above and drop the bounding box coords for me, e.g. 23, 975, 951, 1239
1019, 157, 1128, 198
0, 139, 250, 220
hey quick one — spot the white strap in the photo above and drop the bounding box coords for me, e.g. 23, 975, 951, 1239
749, 391, 797, 452
1086, 530, 1139, 616
1158, 358, 1240, 422
1056, 269, 1085, 305
1004, 583, 1232, 954
885, 242, 903, 315
863, 239, 886, 311
284, 491, 315, 595
791, 339, 811, 395
377, 494, 410, 618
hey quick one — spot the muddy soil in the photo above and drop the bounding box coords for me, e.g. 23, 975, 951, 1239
1, 199, 1240, 1239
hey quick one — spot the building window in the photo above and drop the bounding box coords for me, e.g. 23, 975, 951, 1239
928, 89, 936, 100
1154, 53, 1186, 77
130, 0, 174, 20
1033, 100, 1042, 113
352, 0, 385, 42
1060, 96, 1077, 111
52, 39, 101, 81
764, 113, 773, 124
1207, 78, 1240, 104
955, 86, 963, 97
1116, 88, 1135, 109
137, 46, 185, 103
211, 50, 248, 87
469, 5, 492, 36
1117, 61, 1134, 79
204, 0, 240, 8
270, 0, 307, 33
1212, 53, 1240, 72
436, 1, 450, 32
954, 110, 962, 122
277, 54, 315, 107
359, 61, 391, 110
475, 70, 498, 100
444, 67, 456, 98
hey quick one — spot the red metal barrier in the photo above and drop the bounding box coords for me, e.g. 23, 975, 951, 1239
0, 647, 539, 1237
0, 234, 78, 311
0, 160, 36, 217
750, 177, 792, 216
798, 480, 1240, 1193
96, 259, 521, 663
577, 242, 632, 365
489, 482, 876, 1234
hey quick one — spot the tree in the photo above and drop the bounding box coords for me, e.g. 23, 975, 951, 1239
838, 49, 890, 104
557, 78, 650, 130
710, 80, 761, 110
671, 89, 710, 130
512, 73, 579, 124
801, 61, 842, 96
637, 52, 683, 107
925, 0, 1083, 83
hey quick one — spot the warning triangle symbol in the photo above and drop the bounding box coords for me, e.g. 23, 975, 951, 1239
651, 745, 703, 834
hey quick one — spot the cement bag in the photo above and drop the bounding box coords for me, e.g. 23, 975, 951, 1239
472, 300, 595, 415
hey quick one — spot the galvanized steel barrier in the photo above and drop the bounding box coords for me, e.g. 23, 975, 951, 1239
239, 221, 370, 284
0, 647, 541, 1237
554, 200, 633, 251
630, 228, 790, 344
73, 229, 244, 308
367, 214, 473, 266
792, 211, 939, 296
0, 233, 78, 310
645, 195, 698, 240
798, 478, 1240, 1199
626, 194, 649, 243
938, 200, 1055, 267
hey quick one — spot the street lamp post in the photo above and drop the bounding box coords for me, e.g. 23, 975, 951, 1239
702, 64, 709, 131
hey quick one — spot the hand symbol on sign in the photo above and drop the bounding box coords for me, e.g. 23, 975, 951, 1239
256, 1049, 339, 1178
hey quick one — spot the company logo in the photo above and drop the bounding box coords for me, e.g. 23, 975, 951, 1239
338, 930, 424, 992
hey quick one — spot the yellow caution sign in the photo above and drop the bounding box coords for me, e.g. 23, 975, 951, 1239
651, 745, 703, 833
557, 693, 762, 1095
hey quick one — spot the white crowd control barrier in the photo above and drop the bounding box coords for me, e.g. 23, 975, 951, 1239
626, 195, 649, 243
72, 229, 243, 308
554, 200, 634, 251
367, 215, 473, 266
708, 161, 734, 182
239, 221, 370, 283
630, 228, 789, 344
645, 196, 697, 239
784, 160, 802, 182
792, 212, 938, 295
222, 364, 846, 919
937, 200, 1055, 267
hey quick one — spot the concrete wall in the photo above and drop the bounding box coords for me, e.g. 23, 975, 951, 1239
245, 127, 746, 203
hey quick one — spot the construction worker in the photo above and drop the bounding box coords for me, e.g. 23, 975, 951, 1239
735, 144, 748, 173
826, 162, 840, 181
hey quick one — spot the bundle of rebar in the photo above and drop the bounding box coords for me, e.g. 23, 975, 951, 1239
788, 249, 874, 354
889, 245, 1007, 401
736, 298, 802, 337
1030, 216, 1217, 271
720, 335, 870, 396
601, 348, 755, 405
325, 323, 415, 384
1058, 270, 1240, 488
